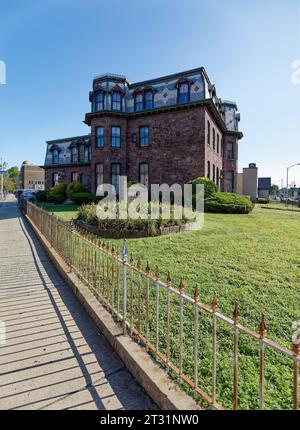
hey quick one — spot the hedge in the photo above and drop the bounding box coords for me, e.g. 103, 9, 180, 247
77, 202, 192, 236
258, 198, 269, 204
205, 192, 254, 214
189, 177, 218, 199
66, 182, 83, 199
71, 192, 103, 205
47, 183, 67, 203
36, 190, 48, 202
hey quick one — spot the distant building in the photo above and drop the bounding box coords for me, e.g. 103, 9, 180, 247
18, 161, 45, 190
258, 177, 271, 199
241, 163, 258, 201
43, 67, 243, 193
237, 163, 272, 202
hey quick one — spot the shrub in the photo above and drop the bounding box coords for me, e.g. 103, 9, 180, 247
36, 190, 48, 202
77, 202, 192, 237
189, 177, 218, 199
71, 192, 103, 205
258, 198, 269, 204
66, 182, 83, 199
205, 192, 254, 214
47, 183, 67, 203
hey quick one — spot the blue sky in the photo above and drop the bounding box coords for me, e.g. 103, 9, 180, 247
0, 0, 300, 186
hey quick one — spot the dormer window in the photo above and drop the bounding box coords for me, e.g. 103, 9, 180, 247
71, 147, 78, 163
178, 82, 189, 104
135, 92, 143, 111
52, 149, 59, 164
78, 144, 85, 162
112, 91, 122, 111
144, 90, 154, 109
93, 91, 104, 112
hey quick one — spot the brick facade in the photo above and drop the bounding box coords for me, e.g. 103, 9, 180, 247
44, 164, 91, 190
44, 68, 243, 193
18, 161, 45, 190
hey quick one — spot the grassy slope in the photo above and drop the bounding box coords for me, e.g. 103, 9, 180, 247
108, 207, 300, 409
36, 202, 300, 408
111, 207, 300, 345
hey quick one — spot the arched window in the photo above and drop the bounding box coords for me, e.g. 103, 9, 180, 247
178, 82, 189, 104
217, 167, 220, 187
52, 149, 59, 164
135, 92, 143, 111
144, 90, 154, 109
71, 147, 78, 163
93, 92, 104, 112
111, 91, 122, 111
213, 129, 216, 150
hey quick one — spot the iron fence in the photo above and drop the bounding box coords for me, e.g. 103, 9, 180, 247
22, 200, 300, 410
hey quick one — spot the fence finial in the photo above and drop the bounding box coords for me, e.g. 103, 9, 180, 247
155, 265, 160, 280
122, 239, 128, 263
137, 257, 142, 271
293, 342, 300, 356
145, 261, 150, 275
211, 292, 218, 312
179, 279, 185, 294
259, 314, 267, 339
232, 302, 240, 324
167, 271, 172, 286
194, 286, 199, 303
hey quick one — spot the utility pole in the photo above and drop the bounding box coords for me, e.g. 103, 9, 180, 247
286, 163, 300, 205
0, 157, 3, 199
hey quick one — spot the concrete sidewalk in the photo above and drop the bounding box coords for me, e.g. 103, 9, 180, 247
0, 199, 156, 410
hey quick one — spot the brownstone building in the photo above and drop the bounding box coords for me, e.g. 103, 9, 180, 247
18, 161, 45, 190
44, 67, 243, 193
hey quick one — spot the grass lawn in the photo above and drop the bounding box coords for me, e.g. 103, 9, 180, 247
37, 201, 299, 408
104, 206, 300, 409
36, 202, 79, 221
261, 202, 300, 212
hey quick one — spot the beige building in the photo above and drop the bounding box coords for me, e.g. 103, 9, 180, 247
18, 161, 45, 190
237, 163, 258, 201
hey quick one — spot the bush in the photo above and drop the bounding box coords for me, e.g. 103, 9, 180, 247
205, 192, 254, 214
258, 198, 269, 204
189, 177, 218, 199
71, 192, 103, 205
77, 202, 192, 237
47, 183, 67, 203
66, 182, 83, 199
36, 190, 48, 202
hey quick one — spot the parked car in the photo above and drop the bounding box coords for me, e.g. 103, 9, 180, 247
22, 190, 38, 202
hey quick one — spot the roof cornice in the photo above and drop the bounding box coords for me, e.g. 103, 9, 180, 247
44, 162, 91, 169
129, 67, 206, 89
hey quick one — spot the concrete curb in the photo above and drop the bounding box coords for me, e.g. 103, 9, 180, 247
24, 213, 200, 411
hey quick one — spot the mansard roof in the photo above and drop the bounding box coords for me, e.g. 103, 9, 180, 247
46, 134, 90, 145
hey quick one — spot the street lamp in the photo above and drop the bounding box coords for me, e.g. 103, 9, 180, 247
286, 163, 300, 202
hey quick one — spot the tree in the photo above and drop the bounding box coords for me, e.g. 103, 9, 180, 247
1, 165, 20, 194
270, 184, 279, 196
